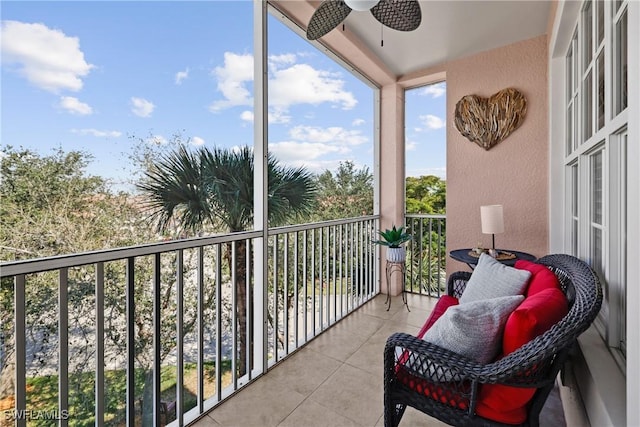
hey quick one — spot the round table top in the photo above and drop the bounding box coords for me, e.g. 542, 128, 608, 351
449, 249, 536, 267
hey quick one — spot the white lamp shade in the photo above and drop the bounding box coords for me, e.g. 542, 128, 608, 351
481, 205, 504, 234
345, 0, 379, 11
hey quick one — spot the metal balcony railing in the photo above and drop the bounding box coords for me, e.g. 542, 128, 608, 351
404, 214, 447, 297
0, 216, 378, 426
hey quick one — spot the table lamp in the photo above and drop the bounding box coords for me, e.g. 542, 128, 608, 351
481, 204, 504, 251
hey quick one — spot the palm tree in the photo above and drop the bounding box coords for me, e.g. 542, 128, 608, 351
137, 145, 316, 378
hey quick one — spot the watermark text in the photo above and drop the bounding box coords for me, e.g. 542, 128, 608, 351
3, 409, 69, 421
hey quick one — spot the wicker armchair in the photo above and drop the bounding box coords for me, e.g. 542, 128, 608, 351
384, 254, 602, 427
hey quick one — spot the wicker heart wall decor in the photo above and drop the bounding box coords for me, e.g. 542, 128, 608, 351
454, 88, 527, 150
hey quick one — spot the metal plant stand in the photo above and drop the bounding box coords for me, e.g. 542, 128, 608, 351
385, 260, 409, 312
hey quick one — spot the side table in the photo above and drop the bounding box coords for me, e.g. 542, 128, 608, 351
449, 249, 536, 269
385, 260, 410, 312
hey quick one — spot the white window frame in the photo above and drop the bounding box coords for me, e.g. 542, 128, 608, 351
562, 0, 628, 369
563, 0, 627, 370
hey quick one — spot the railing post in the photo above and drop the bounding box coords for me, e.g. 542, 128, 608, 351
153, 253, 162, 425
58, 268, 69, 427
14, 274, 26, 427
126, 257, 136, 426
176, 250, 184, 426
196, 247, 204, 413
95, 262, 105, 424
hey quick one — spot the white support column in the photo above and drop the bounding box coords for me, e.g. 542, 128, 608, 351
252, 0, 269, 377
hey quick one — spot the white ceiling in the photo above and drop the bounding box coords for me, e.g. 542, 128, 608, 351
314, 0, 552, 77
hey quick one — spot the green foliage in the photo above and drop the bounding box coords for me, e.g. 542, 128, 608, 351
314, 161, 373, 220
0, 147, 216, 424
0, 146, 156, 399
23, 361, 231, 426
136, 145, 317, 235
372, 225, 411, 248
405, 175, 446, 214
0, 146, 152, 260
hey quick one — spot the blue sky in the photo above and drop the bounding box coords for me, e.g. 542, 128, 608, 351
1, 1, 446, 192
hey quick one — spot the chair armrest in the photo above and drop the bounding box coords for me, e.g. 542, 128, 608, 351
447, 271, 472, 298
384, 332, 486, 415
384, 332, 486, 382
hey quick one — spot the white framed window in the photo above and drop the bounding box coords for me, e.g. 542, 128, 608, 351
609, 129, 627, 360
564, 0, 628, 366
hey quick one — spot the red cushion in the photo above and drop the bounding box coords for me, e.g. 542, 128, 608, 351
475, 288, 568, 424
502, 288, 568, 353
396, 365, 469, 411
514, 260, 561, 297
417, 295, 459, 339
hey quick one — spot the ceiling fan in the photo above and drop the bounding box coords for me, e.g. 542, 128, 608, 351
306, 0, 422, 41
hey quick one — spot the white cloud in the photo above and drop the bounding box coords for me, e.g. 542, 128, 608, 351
268, 110, 291, 124
269, 63, 356, 110
175, 68, 189, 85
267, 124, 369, 172
240, 110, 253, 122
239, 109, 291, 124
209, 52, 357, 116
405, 140, 418, 151
209, 52, 253, 112
352, 118, 365, 126
131, 97, 155, 117
71, 128, 122, 137
268, 53, 296, 70
59, 96, 92, 115
289, 125, 367, 146
1, 20, 94, 93
269, 141, 348, 163
191, 136, 205, 146
420, 82, 446, 98
419, 114, 446, 130
267, 148, 354, 174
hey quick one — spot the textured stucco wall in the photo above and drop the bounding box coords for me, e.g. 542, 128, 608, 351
379, 84, 406, 295
446, 35, 549, 274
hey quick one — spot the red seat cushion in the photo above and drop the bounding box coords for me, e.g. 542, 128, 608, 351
514, 259, 561, 297
417, 295, 459, 339
396, 365, 469, 411
475, 287, 568, 424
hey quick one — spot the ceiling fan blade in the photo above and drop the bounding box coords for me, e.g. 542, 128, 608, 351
306, 0, 352, 40
370, 0, 421, 32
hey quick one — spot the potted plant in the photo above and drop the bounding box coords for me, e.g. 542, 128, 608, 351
373, 225, 412, 263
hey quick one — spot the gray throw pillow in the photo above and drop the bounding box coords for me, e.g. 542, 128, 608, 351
422, 295, 525, 364
459, 253, 531, 304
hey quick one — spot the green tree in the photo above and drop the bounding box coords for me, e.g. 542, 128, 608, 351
136, 145, 316, 381
0, 146, 156, 419
314, 161, 373, 220
404, 175, 447, 294
405, 175, 446, 214
0, 147, 145, 260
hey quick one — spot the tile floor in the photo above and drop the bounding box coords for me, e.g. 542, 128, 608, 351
192, 293, 566, 427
